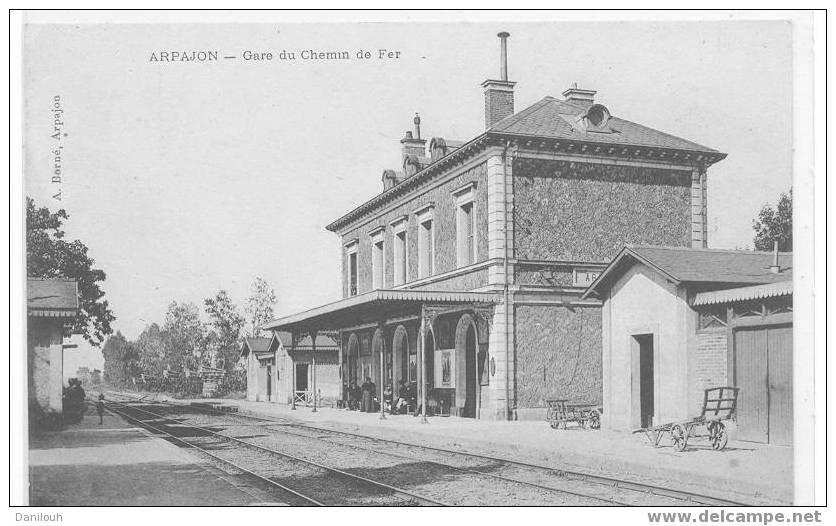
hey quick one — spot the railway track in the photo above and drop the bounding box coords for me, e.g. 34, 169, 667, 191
105, 400, 444, 506
105, 393, 747, 506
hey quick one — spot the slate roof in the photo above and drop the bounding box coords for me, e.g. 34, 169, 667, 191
239, 337, 272, 358
583, 245, 792, 299
327, 93, 726, 233
27, 278, 78, 317
490, 97, 721, 153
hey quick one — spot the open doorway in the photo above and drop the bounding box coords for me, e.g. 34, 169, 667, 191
295, 363, 309, 393
463, 323, 477, 418
631, 334, 655, 428
266, 365, 272, 401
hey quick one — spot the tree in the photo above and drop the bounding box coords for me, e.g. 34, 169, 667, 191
162, 301, 206, 371
102, 331, 140, 387
245, 277, 277, 337
753, 190, 792, 252
26, 197, 115, 345
135, 323, 167, 377
204, 290, 245, 371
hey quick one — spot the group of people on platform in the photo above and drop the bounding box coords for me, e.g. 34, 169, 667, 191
345, 378, 416, 415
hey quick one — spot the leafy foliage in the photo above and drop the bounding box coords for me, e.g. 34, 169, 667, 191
26, 197, 115, 345
753, 190, 792, 252
245, 277, 277, 336
135, 323, 167, 377
162, 301, 206, 371
100, 278, 277, 393
204, 290, 246, 371
101, 332, 140, 387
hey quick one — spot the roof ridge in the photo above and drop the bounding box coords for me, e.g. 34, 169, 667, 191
628, 244, 793, 256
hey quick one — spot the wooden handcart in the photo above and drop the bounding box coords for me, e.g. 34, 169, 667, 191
546, 399, 601, 430
633, 387, 739, 451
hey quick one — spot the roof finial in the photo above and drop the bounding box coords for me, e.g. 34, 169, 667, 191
413, 113, 421, 140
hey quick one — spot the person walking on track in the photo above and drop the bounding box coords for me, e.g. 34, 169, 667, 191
96, 394, 105, 425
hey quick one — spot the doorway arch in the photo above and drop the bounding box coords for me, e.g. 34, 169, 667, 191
346, 333, 359, 388
423, 325, 436, 395
371, 328, 386, 399
392, 325, 410, 389
455, 313, 480, 418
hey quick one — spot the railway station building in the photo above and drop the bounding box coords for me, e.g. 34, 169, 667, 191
262, 33, 727, 421
583, 246, 793, 445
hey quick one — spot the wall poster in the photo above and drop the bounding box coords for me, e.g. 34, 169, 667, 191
434, 349, 456, 388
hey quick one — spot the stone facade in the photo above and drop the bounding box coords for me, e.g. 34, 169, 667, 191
341, 162, 488, 297
514, 305, 603, 419
514, 265, 575, 287
513, 158, 692, 262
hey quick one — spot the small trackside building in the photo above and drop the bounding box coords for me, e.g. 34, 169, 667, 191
268, 331, 340, 407
240, 337, 274, 402
583, 246, 793, 445
27, 278, 79, 428
241, 333, 340, 406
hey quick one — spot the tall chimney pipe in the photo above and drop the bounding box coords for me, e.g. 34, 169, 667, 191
770, 240, 781, 273
413, 113, 421, 140
482, 31, 516, 129
498, 32, 510, 81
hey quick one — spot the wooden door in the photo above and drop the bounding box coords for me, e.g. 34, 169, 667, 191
767, 325, 793, 446
735, 328, 769, 443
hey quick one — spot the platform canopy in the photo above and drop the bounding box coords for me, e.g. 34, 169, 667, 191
260, 289, 499, 334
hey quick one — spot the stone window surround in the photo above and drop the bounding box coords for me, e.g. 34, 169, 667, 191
344, 239, 359, 295
369, 227, 385, 290
414, 204, 435, 279
390, 216, 409, 286
452, 182, 477, 268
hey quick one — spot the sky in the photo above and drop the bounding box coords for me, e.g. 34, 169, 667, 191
22, 19, 794, 375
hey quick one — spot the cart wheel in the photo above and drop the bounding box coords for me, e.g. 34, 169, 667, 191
670, 424, 688, 452
589, 410, 601, 430
709, 422, 728, 450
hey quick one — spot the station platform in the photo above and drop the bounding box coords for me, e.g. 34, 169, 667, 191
184, 397, 793, 505
27, 404, 282, 506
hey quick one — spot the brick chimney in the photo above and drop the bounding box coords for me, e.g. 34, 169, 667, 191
482, 32, 515, 129
562, 83, 596, 108
401, 113, 426, 171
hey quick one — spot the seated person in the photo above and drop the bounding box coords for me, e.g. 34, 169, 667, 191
348, 381, 361, 410
382, 383, 394, 413
393, 380, 410, 414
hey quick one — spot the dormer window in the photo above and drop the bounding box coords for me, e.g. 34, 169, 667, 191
586, 104, 611, 128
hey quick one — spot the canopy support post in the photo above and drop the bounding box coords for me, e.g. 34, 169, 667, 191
379, 321, 387, 420
309, 328, 318, 413
420, 305, 428, 424
290, 330, 296, 410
